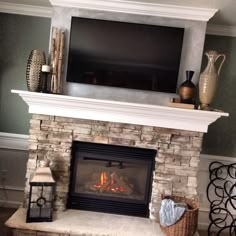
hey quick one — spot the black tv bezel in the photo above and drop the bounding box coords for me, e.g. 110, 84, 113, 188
66, 16, 184, 94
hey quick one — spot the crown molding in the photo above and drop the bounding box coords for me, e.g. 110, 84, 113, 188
207, 23, 236, 37
49, 0, 217, 21
0, 2, 52, 18
0, 132, 29, 150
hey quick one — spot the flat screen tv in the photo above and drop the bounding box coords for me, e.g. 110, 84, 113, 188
67, 17, 184, 93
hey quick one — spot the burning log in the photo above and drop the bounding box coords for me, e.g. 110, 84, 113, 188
112, 172, 133, 195
120, 176, 134, 189
85, 171, 135, 195
99, 180, 111, 193
88, 184, 98, 192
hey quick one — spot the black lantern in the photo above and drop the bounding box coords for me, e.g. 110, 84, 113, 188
27, 165, 55, 223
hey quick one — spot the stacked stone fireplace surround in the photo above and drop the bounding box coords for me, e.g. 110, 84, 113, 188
25, 113, 203, 220
21, 4, 209, 223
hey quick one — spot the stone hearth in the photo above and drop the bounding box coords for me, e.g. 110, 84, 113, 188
25, 114, 203, 220
6, 208, 199, 236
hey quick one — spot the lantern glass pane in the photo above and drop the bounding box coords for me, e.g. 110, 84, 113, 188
28, 185, 54, 220
29, 205, 52, 218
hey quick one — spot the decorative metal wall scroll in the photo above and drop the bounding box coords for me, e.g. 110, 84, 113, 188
207, 161, 236, 235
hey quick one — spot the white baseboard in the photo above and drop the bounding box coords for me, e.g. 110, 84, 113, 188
0, 132, 29, 151
0, 199, 22, 208
0, 185, 24, 208
0, 185, 24, 192
200, 153, 236, 163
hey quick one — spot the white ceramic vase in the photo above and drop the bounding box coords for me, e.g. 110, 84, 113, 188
199, 50, 226, 110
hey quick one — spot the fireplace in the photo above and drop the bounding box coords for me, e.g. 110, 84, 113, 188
67, 141, 156, 217
20, 112, 209, 220
6, 90, 228, 235
5, 0, 227, 233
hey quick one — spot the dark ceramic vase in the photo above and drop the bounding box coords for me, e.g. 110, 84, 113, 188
179, 70, 196, 104
26, 50, 46, 92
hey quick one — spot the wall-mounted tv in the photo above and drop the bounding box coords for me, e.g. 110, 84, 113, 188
67, 17, 184, 93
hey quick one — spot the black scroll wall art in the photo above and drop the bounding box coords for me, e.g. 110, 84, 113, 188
207, 161, 236, 235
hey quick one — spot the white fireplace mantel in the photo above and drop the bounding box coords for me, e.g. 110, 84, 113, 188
12, 90, 228, 133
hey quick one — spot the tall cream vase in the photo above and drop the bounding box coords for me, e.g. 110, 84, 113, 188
199, 50, 226, 110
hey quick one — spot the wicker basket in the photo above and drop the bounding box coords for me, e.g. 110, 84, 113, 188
160, 195, 199, 236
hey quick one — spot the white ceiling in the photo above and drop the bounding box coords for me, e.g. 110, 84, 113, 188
1, 0, 236, 26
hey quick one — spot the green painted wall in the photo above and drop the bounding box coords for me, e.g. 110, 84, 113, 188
201, 35, 236, 157
0, 13, 51, 134
0, 13, 235, 157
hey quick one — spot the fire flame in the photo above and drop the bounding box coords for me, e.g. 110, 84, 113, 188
94, 171, 126, 193
101, 172, 107, 185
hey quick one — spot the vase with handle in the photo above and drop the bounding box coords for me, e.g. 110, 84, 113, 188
199, 50, 226, 110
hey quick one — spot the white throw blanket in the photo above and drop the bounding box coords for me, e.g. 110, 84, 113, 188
159, 198, 187, 226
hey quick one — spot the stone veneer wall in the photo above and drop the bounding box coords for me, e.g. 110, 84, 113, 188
25, 114, 203, 220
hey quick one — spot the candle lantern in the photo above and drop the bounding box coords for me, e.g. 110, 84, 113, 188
27, 165, 55, 223
41, 64, 51, 93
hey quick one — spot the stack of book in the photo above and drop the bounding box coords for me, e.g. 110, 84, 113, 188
168, 98, 195, 109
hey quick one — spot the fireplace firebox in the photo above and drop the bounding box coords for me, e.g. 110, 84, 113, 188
67, 142, 156, 217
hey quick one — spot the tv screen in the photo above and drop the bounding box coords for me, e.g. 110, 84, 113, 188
67, 17, 184, 93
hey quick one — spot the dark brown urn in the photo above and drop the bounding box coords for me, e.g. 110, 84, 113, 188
179, 70, 196, 104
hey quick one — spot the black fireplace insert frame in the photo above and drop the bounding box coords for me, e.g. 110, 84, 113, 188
67, 141, 156, 217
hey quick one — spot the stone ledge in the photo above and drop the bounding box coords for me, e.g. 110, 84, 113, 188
6, 208, 199, 236
6, 208, 164, 236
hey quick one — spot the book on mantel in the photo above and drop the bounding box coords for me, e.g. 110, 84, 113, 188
168, 98, 195, 109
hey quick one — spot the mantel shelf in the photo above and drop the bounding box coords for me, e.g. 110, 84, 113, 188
12, 90, 228, 133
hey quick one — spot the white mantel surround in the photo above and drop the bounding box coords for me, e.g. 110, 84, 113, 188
12, 90, 228, 133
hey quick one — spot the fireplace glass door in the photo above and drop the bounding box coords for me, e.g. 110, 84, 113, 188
68, 142, 156, 217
